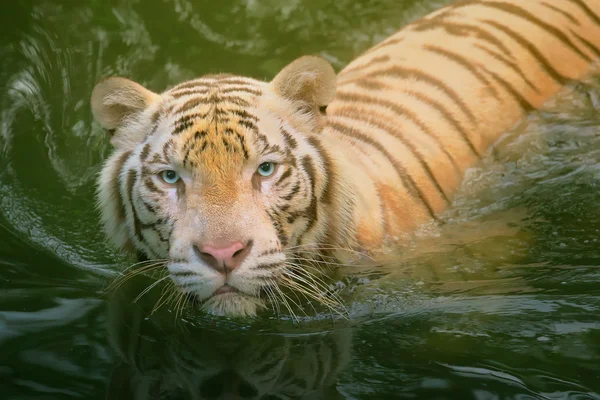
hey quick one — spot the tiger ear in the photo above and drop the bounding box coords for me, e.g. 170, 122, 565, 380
91, 77, 160, 130
270, 56, 336, 108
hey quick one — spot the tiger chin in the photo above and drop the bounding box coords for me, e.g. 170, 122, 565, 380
202, 292, 266, 317
91, 0, 600, 317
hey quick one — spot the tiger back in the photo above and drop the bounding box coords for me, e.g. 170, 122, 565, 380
325, 0, 600, 248
91, 0, 600, 317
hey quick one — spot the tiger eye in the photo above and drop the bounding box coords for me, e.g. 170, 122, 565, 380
257, 162, 275, 177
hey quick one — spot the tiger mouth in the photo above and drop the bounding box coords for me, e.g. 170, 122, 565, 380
212, 284, 239, 296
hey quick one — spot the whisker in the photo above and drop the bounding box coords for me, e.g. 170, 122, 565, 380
175, 290, 187, 319
285, 262, 340, 297
152, 281, 176, 314
120, 258, 169, 274
105, 263, 167, 293
263, 282, 281, 317
279, 276, 335, 309
279, 276, 346, 319
280, 268, 348, 319
133, 275, 171, 303
289, 256, 374, 268
273, 284, 298, 322
285, 244, 374, 259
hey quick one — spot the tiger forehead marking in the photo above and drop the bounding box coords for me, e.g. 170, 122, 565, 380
160, 79, 268, 183
92, 0, 600, 317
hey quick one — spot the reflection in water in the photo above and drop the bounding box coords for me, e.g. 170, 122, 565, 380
106, 275, 352, 399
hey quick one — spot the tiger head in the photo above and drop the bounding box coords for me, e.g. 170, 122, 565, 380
92, 57, 349, 317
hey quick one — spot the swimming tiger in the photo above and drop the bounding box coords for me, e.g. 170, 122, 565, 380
91, 0, 600, 317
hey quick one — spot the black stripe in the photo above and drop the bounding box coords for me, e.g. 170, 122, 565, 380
342, 55, 391, 75
113, 151, 132, 223
422, 45, 499, 98
423, 45, 537, 112
239, 119, 259, 134
330, 106, 452, 204
176, 97, 210, 115
486, 70, 536, 111
230, 109, 258, 121
212, 96, 251, 107
257, 249, 280, 257
282, 183, 300, 201
140, 143, 151, 161
254, 263, 282, 271
150, 153, 166, 165
262, 143, 284, 157
480, 2, 592, 62
336, 90, 479, 161
307, 136, 334, 204
144, 176, 164, 195
182, 143, 192, 167
484, 20, 569, 84
275, 168, 292, 187
346, 77, 390, 91
141, 166, 153, 178
474, 44, 540, 93
542, 2, 580, 25
169, 88, 211, 99
280, 128, 298, 149
219, 86, 262, 96
413, 19, 516, 60
163, 139, 173, 164
327, 120, 438, 219
170, 271, 198, 278
299, 156, 318, 233
569, 0, 600, 27
302, 156, 316, 195
141, 199, 157, 214
174, 112, 209, 127
252, 132, 269, 152
172, 120, 194, 135
267, 211, 288, 247
171, 80, 213, 91
149, 108, 162, 137
232, 132, 249, 160
571, 30, 600, 58
126, 169, 143, 244
358, 65, 477, 123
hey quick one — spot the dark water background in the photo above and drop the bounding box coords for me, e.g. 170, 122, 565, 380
1, 0, 600, 398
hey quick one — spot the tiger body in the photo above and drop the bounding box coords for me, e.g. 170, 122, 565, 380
92, 0, 600, 316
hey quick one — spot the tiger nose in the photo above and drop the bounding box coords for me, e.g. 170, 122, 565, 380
193, 240, 252, 273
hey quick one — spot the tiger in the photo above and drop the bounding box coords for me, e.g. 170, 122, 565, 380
91, 0, 600, 317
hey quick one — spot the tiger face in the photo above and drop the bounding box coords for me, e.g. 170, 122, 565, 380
92, 57, 343, 316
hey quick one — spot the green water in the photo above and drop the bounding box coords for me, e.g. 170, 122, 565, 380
2, 0, 600, 398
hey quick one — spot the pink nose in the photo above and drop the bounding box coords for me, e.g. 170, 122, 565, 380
194, 240, 252, 273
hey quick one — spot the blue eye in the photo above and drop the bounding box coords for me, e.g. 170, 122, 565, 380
257, 162, 276, 177
161, 170, 180, 184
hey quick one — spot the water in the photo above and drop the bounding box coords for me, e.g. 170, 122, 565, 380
1, 0, 600, 398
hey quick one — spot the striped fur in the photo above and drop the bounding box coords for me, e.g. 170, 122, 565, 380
92, 0, 600, 317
